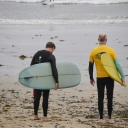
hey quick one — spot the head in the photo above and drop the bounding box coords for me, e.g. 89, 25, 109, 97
98, 33, 107, 44
45, 42, 56, 53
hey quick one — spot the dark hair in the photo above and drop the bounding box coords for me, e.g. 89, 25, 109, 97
46, 42, 56, 49
98, 35, 107, 42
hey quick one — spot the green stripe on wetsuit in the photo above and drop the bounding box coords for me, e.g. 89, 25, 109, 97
114, 58, 125, 78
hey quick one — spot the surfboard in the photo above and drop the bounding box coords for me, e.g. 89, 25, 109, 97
101, 53, 126, 86
19, 62, 81, 89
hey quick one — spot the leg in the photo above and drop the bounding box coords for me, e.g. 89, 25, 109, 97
42, 90, 50, 119
34, 89, 42, 119
97, 78, 105, 119
106, 77, 114, 119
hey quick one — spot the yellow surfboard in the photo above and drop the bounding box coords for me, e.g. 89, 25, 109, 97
101, 53, 126, 86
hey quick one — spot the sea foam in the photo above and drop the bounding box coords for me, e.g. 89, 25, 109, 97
0, 19, 128, 25
0, 0, 128, 4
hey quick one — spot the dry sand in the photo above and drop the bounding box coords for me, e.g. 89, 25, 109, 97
0, 24, 128, 128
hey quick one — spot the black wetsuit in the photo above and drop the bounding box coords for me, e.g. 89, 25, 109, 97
30, 50, 58, 116
89, 62, 114, 119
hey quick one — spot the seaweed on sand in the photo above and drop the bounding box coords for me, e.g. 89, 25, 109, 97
19, 55, 28, 60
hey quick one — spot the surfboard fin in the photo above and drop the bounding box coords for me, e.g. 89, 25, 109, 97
24, 76, 33, 79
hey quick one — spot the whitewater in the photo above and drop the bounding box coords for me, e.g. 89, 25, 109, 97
0, 0, 128, 4
0, 0, 128, 25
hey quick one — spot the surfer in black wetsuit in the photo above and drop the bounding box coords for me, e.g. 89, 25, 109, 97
30, 42, 59, 121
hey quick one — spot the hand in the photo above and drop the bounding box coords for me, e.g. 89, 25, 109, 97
55, 83, 59, 90
90, 79, 95, 86
121, 78, 125, 86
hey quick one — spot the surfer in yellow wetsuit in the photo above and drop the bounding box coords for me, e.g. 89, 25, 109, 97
88, 33, 125, 124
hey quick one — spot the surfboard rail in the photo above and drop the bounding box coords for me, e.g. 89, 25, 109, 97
101, 53, 126, 86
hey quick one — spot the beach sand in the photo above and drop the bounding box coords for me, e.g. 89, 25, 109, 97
0, 24, 128, 128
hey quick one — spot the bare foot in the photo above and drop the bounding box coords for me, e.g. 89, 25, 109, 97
96, 119, 104, 124
43, 117, 52, 121
107, 119, 115, 124
34, 115, 40, 120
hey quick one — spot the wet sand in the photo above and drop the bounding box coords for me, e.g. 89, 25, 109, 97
0, 24, 128, 128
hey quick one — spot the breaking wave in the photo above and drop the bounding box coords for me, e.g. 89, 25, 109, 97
0, 19, 128, 25
0, 0, 128, 4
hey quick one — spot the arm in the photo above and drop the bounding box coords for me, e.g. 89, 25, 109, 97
49, 55, 59, 83
48, 55, 59, 89
88, 61, 95, 86
114, 58, 125, 78
111, 48, 125, 85
114, 58, 125, 85
30, 51, 41, 66
30, 54, 36, 66
89, 61, 94, 80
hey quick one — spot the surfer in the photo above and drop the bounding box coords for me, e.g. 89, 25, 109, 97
30, 42, 59, 121
88, 33, 125, 124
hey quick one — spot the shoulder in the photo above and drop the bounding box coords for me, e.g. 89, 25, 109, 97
92, 46, 99, 51
48, 54, 56, 60
106, 45, 116, 52
90, 46, 99, 54
34, 50, 43, 55
37, 50, 45, 53
106, 45, 117, 58
50, 54, 55, 58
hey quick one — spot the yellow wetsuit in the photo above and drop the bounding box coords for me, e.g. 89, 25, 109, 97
89, 45, 117, 78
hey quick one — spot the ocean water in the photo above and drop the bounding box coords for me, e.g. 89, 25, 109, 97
0, 0, 128, 25
0, 0, 128, 4
0, 0, 128, 85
